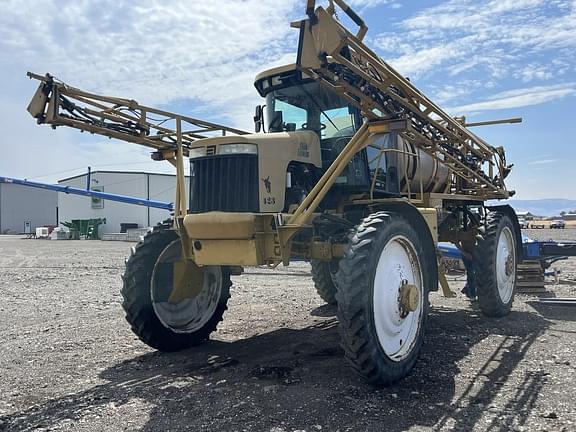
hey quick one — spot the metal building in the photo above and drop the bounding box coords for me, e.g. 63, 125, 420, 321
0, 182, 58, 234
58, 171, 186, 235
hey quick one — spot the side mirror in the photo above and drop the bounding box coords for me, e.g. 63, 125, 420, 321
254, 105, 264, 133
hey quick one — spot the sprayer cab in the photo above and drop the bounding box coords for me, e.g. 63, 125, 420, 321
239, 65, 450, 213
254, 65, 371, 195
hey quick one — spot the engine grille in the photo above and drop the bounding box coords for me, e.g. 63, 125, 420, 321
189, 154, 259, 213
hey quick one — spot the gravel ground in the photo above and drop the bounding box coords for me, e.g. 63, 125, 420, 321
0, 230, 575, 432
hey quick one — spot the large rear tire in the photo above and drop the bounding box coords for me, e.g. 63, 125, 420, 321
474, 211, 517, 317
311, 260, 339, 305
336, 212, 435, 386
121, 227, 231, 352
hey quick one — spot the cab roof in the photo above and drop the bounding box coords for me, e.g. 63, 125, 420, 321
254, 64, 298, 83
254, 64, 315, 97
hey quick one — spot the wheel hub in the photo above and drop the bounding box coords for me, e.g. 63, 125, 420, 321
399, 282, 419, 318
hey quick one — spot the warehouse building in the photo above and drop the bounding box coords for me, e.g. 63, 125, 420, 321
0, 182, 58, 234
58, 171, 186, 236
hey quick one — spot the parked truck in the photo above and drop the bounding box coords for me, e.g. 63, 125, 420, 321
550, 220, 566, 229
26, 0, 522, 385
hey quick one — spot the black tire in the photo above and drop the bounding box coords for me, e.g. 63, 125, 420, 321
311, 260, 339, 305
474, 211, 517, 318
121, 227, 231, 352
336, 212, 435, 386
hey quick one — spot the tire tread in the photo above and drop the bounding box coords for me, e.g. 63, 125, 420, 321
474, 211, 516, 317
336, 212, 432, 386
121, 225, 230, 351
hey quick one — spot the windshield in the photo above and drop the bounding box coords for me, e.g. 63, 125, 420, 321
265, 81, 360, 139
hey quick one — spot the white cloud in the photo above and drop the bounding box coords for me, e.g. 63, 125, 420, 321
516, 65, 554, 82
446, 83, 576, 114
528, 159, 560, 165
391, 44, 458, 77
373, 0, 576, 83
429, 80, 484, 104
347, 0, 400, 8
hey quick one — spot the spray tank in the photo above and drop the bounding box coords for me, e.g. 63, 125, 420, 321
368, 133, 450, 194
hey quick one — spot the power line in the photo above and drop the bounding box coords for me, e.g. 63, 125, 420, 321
28, 166, 87, 180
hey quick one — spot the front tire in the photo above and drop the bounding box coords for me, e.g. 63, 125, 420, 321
311, 260, 339, 305
121, 227, 231, 352
336, 212, 435, 386
474, 211, 517, 317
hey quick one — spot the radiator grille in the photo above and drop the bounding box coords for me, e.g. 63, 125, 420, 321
189, 155, 259, 213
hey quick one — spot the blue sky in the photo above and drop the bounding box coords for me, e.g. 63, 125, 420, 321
0, 0, 574, 199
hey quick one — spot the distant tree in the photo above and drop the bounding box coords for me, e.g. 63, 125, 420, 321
561, 211, 566, 216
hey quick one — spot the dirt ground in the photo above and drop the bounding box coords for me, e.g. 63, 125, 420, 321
0, 229, 575, 432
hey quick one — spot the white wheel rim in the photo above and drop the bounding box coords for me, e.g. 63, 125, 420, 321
151, 240, 222, 334
373, 235, 424, 362
496, 226, 515, 304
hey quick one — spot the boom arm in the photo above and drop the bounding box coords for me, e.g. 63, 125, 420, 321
26, 72, 248, 158
296, 1, 516, 200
